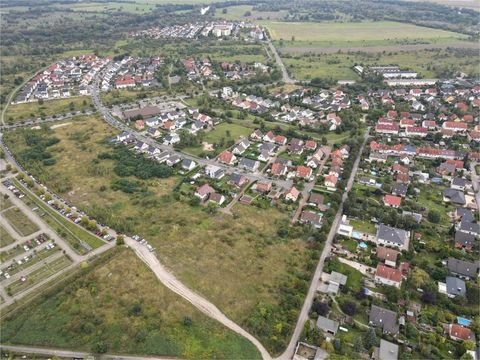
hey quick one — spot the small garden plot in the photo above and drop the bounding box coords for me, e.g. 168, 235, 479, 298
0, 225, 16, 247
7, 255, 72, 296
2, 207, 39, 237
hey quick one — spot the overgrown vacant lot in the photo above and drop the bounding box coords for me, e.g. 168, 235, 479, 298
264, 20, 467, 45
2, 207, 39, 237
0, 225, 16, 247
0, 248, 260, 359
6, 96, 93, 123
4, 115, 319, 354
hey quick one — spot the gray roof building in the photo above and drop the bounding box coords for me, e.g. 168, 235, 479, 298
238, 157, 259, 172
458, 219, 479, 236
392, 183, 408, 197
455, 231, 475, 248
447, 257, 479, 279
377, 339, 399, 360
376, 224, 409, 248
443, 188, 466, 205
316, 316, 339, 335
446, 276, 466, 297
369, 305, 399, 334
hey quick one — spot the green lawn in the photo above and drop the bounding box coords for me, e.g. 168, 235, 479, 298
0, 226, 16, 247
1, 248, 261, 359
2, 207, 39, 237
349, 219, 376, 234
6, 97, 93, 124
325, 257, 364, 294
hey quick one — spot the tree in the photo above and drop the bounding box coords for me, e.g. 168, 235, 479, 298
340, 301, 357, 316
244, 10, 251, 17
116, 234, 125, 246
222, 8, 227, 14
312, 301, 329, 316
363, 327, 378, 350
353, 336, 364, 353
427, 210, 441, 224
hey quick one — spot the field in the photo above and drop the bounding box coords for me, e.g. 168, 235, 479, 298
1, 248, 260, 359
6, 97, 94, 124
0, 226, 16, 247
3, 115, 318, 354
0, 197, 13, 211
2, 207, 39, 237
215, 5, 288, 21
264, 20, 467, 44
282, 48, 480, 81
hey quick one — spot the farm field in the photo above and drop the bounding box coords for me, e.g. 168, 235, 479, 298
0, 248, 260, 359
6, 96, 94, 124
2, 207, 39, 237
3, 115, 318, 354
282, 48, 480, 81
215, 5, 288, 21
263, 20, 467, 44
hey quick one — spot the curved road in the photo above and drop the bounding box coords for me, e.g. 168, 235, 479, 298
275, 129, 370, 360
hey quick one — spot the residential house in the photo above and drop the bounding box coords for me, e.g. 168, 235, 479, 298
165, 154, 181, 166
438, 276, 466, 298
205, 165, 225, 179
308, 193, 325, 209
324, 175, 338, 190
316, 316, 339, 336
443, 188, 466, 206
447, 324, 475, 342
300, 211, 322, 228
457, 219, 479, 237
255, 181, 272, 194
446, 257, 479, 280
239, 158, 259, 172
372, 340, 399, 360
376, 224, 409, 251
392, 183, 408, 197
288, 139, 304, 154
232, 139, 250, 155
327, 271, 347, 295
369, 305, 399, 335
271, 162, 288, 177
181, 159, 196, 171
229, 173, 248, 188
147, 127, 161, 138
383, 195, 402, 208
163, 133, 180, 145
285, 187, 300, 202
218, 151, 236, 165
375, 264, 403, 288
296, 166, 313, 180
195, 184, 215, 201
209, 193, 226, 206
376, 246, 399, 268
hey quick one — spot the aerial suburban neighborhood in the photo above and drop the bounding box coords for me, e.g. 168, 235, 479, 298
0, 1, 478, 360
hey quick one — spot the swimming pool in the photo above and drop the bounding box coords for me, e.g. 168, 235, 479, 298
457, 317, 472, 326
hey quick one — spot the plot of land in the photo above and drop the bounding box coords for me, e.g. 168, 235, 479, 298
6, 255, 72, 296
2, 207, 39, 237
4, 114, 317, 354
6, 96, 93, 123
264, 20, 467, 44
0, 197, 13, 211
0, 226, 16, 248
1, 248, 260, 359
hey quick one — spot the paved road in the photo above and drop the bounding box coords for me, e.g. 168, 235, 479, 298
469, 162, 480, 208
0, 344, 178, 360
266, 38, 295, 84
275, 129, 369, 360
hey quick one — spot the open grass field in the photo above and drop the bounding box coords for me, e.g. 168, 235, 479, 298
0, 226, 16, 248
0, 248, 260, 359
3, 115, 317, 354
2, 207, 39, 237
6, 255, 73, 296
6, 96, 94, 124
264, 20, 467, 44
282, 47, 480, 81
349, 219, 376, 234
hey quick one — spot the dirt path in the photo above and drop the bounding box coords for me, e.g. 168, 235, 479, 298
126, 237, 272, 360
